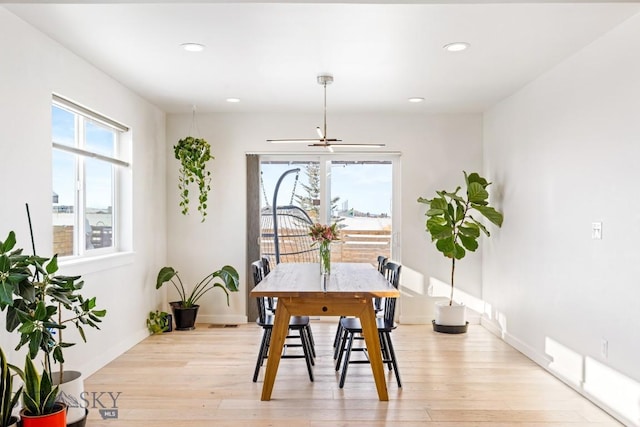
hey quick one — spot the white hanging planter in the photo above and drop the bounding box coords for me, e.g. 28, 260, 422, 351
434, 301, 467, 326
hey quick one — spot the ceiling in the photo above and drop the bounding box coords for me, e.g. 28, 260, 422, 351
4, 1, 640, 114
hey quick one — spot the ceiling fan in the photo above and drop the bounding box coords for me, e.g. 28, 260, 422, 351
267, 74, 385, 151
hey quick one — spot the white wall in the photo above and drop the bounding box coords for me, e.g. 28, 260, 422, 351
483, 12, 640, 426
165, 112, 483, 323
0, 8, 167, 376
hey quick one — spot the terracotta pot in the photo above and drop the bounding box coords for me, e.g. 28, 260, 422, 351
20, 402, 67, 427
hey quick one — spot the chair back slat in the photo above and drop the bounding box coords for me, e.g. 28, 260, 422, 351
251, 260, 268, 323
382, 261, 401, 324
376, 256, 387, 274
260, 256, 276, 311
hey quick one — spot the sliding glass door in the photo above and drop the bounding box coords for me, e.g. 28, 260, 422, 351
259, 155, 398, 266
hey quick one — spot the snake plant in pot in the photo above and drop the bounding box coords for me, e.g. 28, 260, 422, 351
17, 356, 67, 427
156, 265, 239, 330
0, 230, 106, 426
418, 171, 503, 333
0, 347, 21, 427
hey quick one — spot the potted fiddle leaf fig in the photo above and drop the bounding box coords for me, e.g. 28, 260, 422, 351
174, 136, 213, 221
0, 230, 106, 426
156, 265, 239, 330
417, 171, 503, 333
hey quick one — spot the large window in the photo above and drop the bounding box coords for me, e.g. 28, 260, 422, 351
52, 96, 129, 258
259, 155, 397, 266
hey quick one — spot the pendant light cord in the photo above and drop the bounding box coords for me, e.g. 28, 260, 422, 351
189, 105, 201, 137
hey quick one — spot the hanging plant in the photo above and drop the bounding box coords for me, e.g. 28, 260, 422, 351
174, 136, 213, 221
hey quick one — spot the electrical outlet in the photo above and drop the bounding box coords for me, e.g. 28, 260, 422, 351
592, 222, 602, 240
601, 339, 608, 359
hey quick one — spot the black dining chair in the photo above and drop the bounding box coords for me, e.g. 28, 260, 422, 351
251, 260, 315, 382
334, 261, 402, 388
332, 255, 388, 353
259, 257, 315, 358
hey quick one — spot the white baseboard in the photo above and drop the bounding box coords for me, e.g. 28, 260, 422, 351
197, 314, 248, 325
480, 316, 635, 427
77, 327, 149, 378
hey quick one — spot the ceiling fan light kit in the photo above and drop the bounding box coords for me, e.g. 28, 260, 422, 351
267, 74, 385, 150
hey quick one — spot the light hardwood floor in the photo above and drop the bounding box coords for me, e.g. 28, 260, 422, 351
84, 321, 621, 426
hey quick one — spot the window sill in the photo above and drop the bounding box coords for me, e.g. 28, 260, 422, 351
58, 251, 135, 276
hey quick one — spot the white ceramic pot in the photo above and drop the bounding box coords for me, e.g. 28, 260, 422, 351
53, 370, 86, 424
434, 301, 466, 326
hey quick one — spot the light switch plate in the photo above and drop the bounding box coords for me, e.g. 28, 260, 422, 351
592, 222, 602, 240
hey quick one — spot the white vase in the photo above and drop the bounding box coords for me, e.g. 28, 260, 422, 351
53, 370, 87, 424
434, 301, 466, 326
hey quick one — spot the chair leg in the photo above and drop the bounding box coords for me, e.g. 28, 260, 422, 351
300, 328, 314, 382
301, 327, 315, 366
379, 331, 393, 371
338, 331, 355, 388
332, 316, 345, 348
305, 324, 316, 359
383, 331, 401, 387
253, 328, 271, 382
335, 326, 349, 370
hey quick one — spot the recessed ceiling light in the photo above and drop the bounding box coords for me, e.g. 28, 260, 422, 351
226, 98, 240, 103
408, 97, 424, 103
443, 42, 470, 52
180, 43, 205, 52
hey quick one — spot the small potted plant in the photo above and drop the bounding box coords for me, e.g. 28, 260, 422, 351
156, 265, 239, 330
0, 347, 21, 427
417, 171, 503, 333
174, 136, 213, 221
17, 356, 67, 427
146, 310, 172, 334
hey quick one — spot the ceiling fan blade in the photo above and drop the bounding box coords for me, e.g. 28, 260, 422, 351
267, 138, 322, 144
321, 143, 385, 148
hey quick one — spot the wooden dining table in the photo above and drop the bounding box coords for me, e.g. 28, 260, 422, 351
250, 262, 400, 401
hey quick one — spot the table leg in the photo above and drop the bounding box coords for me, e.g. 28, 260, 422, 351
358, 299, 389, 401
260, 300, 291, 401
